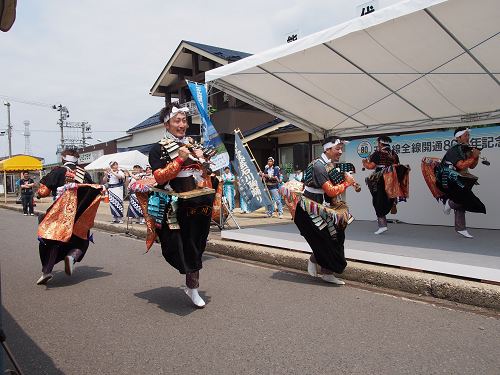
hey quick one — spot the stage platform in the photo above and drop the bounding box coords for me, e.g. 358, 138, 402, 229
221, 221, 500, 284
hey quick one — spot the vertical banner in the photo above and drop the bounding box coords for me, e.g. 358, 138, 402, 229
231, 134, 273, 212
187, 81, 229, 171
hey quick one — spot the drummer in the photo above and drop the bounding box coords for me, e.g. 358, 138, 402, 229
362, 136, 410, 235
145, 102, 215, 307
435, 127, 485, 238
294, 136, 357, 285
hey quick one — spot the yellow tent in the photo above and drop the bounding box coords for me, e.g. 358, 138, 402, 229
0, 155, 43, 203
0, 155, 43, 172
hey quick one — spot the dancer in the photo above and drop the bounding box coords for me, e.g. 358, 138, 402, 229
103, 161, 125, 223
362, 136, 410, 235
126, 164, 145, 224
36, 149, 102, 284
261, 157, 283, 219
222, 166, 235, 212
434, 128, 485, 238
134, 102, 216, 308
294, 136, 357, 285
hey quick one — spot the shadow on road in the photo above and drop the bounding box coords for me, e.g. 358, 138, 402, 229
270, 270, 344, 288
38, 265, 112, 289
134, 286, 211, 316
2, 308, 65, 375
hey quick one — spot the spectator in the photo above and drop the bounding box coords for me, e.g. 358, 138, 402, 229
260, 157, 283, 219
19, 171, 35, 216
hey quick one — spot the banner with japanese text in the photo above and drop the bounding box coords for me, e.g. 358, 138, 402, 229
231, 134, 273, 212
344, 125, 500, 229
187, 81, 229, 171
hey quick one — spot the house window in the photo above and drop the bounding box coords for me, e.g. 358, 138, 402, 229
313, 144, 323, 159
279, 146, 294, 181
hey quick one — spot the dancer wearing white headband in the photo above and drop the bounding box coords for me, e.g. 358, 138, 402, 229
36, 148, 102, 285
362, 136, 410, 235
103, 160, 125, 223
294, 136, 357, 285
133, 102, 217, 308
433, 127, 485, 238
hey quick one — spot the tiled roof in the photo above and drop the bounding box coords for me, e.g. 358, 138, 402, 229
127, 112, 161, 133
243, 118, 298, 137
117, 143, 156, 155
183, 41, 252, 61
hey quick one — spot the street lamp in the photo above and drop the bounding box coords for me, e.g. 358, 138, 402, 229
3, 100, 12, 158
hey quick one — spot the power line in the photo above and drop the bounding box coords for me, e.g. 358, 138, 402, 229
0, 95, 54, 108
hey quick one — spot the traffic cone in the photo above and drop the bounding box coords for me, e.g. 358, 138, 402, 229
104, 190, 109, 202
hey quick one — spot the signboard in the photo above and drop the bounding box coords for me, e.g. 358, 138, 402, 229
79, 149, 104, 165
284, 29, 301, 44
356, 0, 378, 17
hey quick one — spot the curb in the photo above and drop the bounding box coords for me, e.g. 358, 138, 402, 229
3, 203, 500, 311
205, 239, 500, 311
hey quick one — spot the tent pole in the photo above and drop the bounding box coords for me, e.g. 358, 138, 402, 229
39, 169, 43, 203
3, 170, 6, 204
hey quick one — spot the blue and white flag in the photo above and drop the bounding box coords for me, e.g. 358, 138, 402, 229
231, 134, 273, 212
187, 81, 228, 171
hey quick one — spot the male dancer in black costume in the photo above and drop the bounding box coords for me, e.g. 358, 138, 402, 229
147, 103, 215, 307
435, 128, 485, 238
36, 149, 99, 284
294, 136, 357, 285
362, 136, 409, 235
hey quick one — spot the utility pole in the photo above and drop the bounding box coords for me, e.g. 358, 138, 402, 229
53, 104, 70, 153
3, 100, 12, 158
23, 120, 32, 156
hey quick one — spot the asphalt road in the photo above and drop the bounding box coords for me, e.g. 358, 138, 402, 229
1, 209, 500, 375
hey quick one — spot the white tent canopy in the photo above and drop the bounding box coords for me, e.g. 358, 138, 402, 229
206, 0, 500, 138
84, 150, 148, 171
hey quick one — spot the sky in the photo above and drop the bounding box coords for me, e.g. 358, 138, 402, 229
0, 0, 402, 164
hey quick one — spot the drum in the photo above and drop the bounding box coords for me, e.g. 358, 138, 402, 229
297, 193, 354, 230
148, 187, 216, 229
458, 172, 478, 189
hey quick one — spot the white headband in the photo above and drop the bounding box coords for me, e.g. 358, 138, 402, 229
323, 139, 349, 151
455, 128, 470, 138
109, 160, 118, 167
63, 155, 78, 162
164, 107, 189, 122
